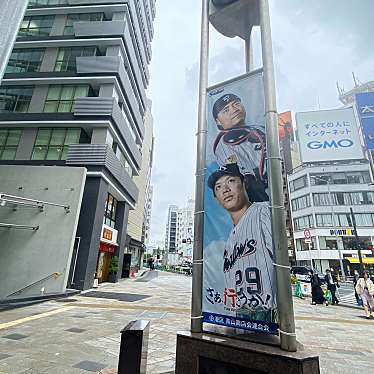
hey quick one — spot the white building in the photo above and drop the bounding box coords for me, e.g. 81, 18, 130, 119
164, 198, 194, 261
288, 161, 374, 274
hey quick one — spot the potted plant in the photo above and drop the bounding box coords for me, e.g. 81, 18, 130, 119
108, 255, 119, 283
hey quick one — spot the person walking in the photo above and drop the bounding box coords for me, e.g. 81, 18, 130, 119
325, 269, 339, 305
355, 270, 374, 319
353, 269, 362, 305
310, 270, 326, 305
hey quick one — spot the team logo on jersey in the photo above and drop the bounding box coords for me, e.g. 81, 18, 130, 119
223, 239, 257, 272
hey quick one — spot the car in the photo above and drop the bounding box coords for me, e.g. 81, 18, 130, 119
291, 266, 325, 284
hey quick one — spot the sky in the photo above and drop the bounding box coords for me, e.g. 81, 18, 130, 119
146, 0, 374, 244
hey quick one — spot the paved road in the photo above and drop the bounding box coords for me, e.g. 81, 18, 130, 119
0, 271, 373, 373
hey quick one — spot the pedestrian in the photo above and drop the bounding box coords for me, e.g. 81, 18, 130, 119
353, 269, 362, 305
355, 270, 374, 319
310, 270, 326, 305
325, 269, 339, 305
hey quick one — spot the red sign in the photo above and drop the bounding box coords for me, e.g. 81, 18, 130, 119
303, 228, 311, 240
99, 242, 115, 254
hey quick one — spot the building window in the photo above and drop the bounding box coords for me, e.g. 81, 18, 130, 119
43, 85, 91, 112
64, 13, 106, 35
291, 194, 310, 211
112, 143, 134, 178
29, 0, 68, 6
316, 214, 333, 227
6, 49, 45, 73
19, 15, 54, 37
54, 47, 100, 72
0, 86, 33, 113
310, 171, 371, 185
104, 193, 117, 228
294, 215, 313, 231
31, 127, 89, 160
0, 129, 21, 160
289, 175, 308, 192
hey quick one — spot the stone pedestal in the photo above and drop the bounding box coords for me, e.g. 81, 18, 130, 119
175, 331, 320, 374
117, 320, 150, 374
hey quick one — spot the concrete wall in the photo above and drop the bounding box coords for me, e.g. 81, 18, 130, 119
0, 165, 86, 300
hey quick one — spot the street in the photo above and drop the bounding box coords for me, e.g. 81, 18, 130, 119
0, 271, 373, 374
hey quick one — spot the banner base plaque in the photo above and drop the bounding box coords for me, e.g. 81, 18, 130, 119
175, 331, 319, 374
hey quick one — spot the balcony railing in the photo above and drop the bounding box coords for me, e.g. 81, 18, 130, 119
66, 143, 138, 203
73, 96, 142, 170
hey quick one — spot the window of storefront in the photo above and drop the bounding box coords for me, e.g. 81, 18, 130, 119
0, 128, 21, 160
54, 47, 100, 72
64, 13, 106, 35
31, 127, 90, 160
104, 193, 118, 228
19, 15, 54, 37
0, 86, 33, 113
43, 85, 91, 112
6, 49, 45, 73
313, 192, 374, 206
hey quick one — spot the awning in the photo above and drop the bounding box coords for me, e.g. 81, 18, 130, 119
345, 257, 374, 264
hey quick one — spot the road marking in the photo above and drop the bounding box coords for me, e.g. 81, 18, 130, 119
0, 306, 75, 331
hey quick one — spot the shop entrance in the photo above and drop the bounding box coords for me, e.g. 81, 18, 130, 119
122, 253, 131, 278
96, 242, 115, 283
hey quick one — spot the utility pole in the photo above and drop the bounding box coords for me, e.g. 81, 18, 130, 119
350, 207, 364, 273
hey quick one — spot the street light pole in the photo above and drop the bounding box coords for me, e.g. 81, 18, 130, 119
191, 0, 209, 333
350, 207, 365, 273
259, 0, 297, 352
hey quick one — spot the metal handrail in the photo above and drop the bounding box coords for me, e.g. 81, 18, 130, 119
0, 193, 70, 213
0, 223, 39, 230
7, 272, 62, 297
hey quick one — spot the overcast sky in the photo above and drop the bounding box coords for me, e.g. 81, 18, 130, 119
147, 0, 374, 244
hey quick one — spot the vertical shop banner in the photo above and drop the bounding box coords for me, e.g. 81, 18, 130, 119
296, 107, 364, 163
356, 92, 374, 150
202, 72, 279, 335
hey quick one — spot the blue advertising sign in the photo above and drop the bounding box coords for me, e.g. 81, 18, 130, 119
202, 71, 279, 335
356, 92, 374, 150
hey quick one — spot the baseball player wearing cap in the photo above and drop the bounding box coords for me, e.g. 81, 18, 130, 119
212, 93, 268, 202
208, 163, 277, 323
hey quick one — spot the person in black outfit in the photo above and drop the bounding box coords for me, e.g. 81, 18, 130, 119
325, 269, 339, 305
310, 270, 326, 305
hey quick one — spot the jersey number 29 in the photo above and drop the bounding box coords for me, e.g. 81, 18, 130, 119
235, 267, 262, 294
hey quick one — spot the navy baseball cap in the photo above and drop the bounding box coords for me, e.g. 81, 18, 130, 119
208, 163, 244, 192
212, 93, 241, 120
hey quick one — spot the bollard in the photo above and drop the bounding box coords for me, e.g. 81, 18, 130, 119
118, 320, 150, 374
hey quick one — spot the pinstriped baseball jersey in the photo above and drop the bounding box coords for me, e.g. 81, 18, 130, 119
222, 202, 276, 315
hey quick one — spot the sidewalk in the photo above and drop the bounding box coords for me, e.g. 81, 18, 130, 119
0, 271, 373, 373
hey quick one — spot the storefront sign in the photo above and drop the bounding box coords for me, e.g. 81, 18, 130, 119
296, 107, 363, 163
100, 224, 118, 246
329, 228, 356, 236
203, 72, 279, 335
355, 92, 374, 150
99, 242, 115, 254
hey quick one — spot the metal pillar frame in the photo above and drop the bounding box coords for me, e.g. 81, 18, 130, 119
191, 0, 297, 351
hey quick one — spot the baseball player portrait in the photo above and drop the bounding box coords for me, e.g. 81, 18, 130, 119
207, 162, 277, 324
212, 93, 269, 202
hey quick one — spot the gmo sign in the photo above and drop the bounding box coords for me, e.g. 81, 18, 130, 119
307, 138, 354, 150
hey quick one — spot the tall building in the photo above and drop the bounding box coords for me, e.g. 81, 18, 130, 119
126, 100, 154, 271
164, 199, 194, 262
165, 205, 178, 255
0, 0, 156, 292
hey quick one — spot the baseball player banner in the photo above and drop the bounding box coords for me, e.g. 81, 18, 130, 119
202, 71, 279, 335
